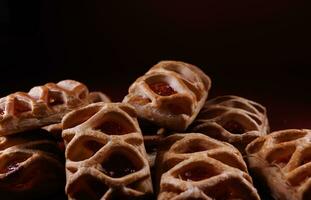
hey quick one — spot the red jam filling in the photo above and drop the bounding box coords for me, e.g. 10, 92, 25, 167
149, 82, 176, 96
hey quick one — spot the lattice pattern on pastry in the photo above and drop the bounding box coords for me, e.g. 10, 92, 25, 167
157, 133, 260, 200
42, 91, 111, 139
123, 60, 211, 131
0, 129, 65, 199
191, 95, 269, 153
62, 102, 152, 200
0, 80, 89, 136
246, 129, 311, 200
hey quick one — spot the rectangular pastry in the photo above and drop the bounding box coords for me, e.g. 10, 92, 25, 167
246, 129, 311, 200
0, 80, 89, 136
191, 95, 269, 153
123, 60, 211, 131
156, 133, 260, 200
62, 102, 153, 200
0, 129, 65, 200
42, 91, 111, 140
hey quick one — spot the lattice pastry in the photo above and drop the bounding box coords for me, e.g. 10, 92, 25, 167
0, 80, 89, 136
156, 133, 260, 200
246, 129, 311, 200
87, 91, 111, 104
0, 129, 65, 200
191, 95, 269, 153
123, 60, 211, 131
42, 91, 111, 139
62, 102, 153, 200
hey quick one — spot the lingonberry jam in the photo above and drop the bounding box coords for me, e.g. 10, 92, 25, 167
149, 82, 176, 96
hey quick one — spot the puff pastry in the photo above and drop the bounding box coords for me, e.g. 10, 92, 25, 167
156, 133, 260, 200
123, 60, 211, 131
0, 80, 89, 136
191, 95, 269, 153
0, 129, 65, 200
62, 102, 153, 200
246, 129, 311, 200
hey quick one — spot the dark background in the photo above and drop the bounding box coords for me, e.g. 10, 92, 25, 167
2, 0, 311, 131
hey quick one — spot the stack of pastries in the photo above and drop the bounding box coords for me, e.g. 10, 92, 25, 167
0, 61, 310, 200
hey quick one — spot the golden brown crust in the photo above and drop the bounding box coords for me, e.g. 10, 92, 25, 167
0, 129, 65, 200
191, 95, 269, 153
42, 91, 111, 139
246, 129, 311, 200
123, 60, 211, 131
87, 91, 111, 104
62, 102, 153, 200
156, 133, 260, 200
0, 80, 89, 136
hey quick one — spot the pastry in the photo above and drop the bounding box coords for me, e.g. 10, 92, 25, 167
0, 80, 89, 136
156, 133, 260, 200
87, 91, 111, 104
0, 129, 65, 200
62, 102, 153, 200
42, 91, 111, 139
246, 129, 311, 200
123, 60, 211, 131
191, 95, 269, 153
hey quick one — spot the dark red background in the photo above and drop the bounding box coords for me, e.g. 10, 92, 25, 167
3, 0, 311, 132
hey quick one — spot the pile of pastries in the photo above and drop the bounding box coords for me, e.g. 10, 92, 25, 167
0, 61, 310, 200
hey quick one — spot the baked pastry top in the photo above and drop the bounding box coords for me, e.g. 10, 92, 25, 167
0, 129, 65, 200
42, 91, 111, 140
191, 95, 269, 153
123, 60, 211, 131
0, 80, 89, 136
62, 102, 153, 200
156, 133, 260, 200
246, 129, 311, 200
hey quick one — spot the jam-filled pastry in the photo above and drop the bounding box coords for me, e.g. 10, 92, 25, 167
190, 95, 269, 153
0, 129, 65, 200
42, 91, 111, 139
246, 129, 311, 200
87, 91, 111, 104
62, 102, 153, 200
156, 133, 260, 200
123, 60, 211, 131
0, 80, 89, 136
